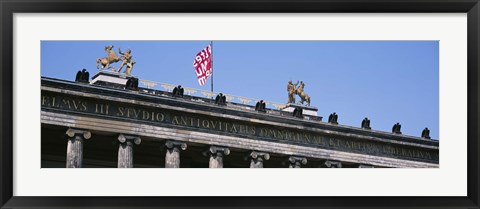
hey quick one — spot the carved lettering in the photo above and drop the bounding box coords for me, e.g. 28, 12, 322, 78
210, 120, 218, 129
117, 107, 124, 116
202, 119, 210, 128
72, 100, 81, 110
133, 109, 141, 118
425, 152, 431, 159
81, 102, 87, 111
345, 141, 352, 148
62, 99, 71, 109
156, 113, 165, 122
142, 111, 150, 120
95, 104, 102, 114
238, 124, 245, 134
250, 127, 256, 135
42, 96, 50, 106
268, 129, 275, 138
172, 116, 179, 125
52, 96, 58, 107
179, 116, 187, 126
41, 93, 438, 163
329, 138, 336, 147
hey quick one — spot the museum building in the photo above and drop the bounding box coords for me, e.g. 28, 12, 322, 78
41, 71, 439, 168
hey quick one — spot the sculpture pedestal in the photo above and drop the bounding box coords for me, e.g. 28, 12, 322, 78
90, 71, 136, 89
280, 103, 318, 116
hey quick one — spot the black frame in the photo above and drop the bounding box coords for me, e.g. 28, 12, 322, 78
1, 0, 479, 208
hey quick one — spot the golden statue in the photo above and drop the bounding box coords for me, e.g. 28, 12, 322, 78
287, 80, 299, 104
96, 45, 122, 71
296, 81, 311, 106
117, 48, 136, 75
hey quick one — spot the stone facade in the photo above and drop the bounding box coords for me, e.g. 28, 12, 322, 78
41, 74, 439, 168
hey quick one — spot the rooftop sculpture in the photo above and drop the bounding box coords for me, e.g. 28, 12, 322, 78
392, 122, 402, 134
117, 48, 136, 75
287, 80, 298, 104
361, 117, 371, 129
75, 69, 89, 83
287, 80, 311, 106
96, 45, 121, 71
421, 128, 431, 139
96, 45, 136, 75
328, 112, 338, 124
296, 81, 311, 106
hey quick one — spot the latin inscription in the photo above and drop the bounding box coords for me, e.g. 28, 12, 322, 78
41, 94, 439, 163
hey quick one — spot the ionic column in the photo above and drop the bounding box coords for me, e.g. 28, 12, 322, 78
288, 156, 307, 168
165, 140, 187, 168
65, 128, 91, 168
204, 146, 230, 168
117, 134, 141, 168
324, 160, 342, 168
246, 151, 270, 168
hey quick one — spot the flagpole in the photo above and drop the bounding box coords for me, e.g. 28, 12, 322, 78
210, 41, 214, 94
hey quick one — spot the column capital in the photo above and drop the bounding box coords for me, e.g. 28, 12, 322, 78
288, 156, 307, 165
324, 160, 342, 168
118, 134, 141, 145
204, 146, 230, 157
204, 146, 229, 168
288, 156, 307, 168
165, 140, 187, 151
66, 128, 91, 140
165, 140, 186, 168
246, 151, 270, 161
247, 151, 270, 168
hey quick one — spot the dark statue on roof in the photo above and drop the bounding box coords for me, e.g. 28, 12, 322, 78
172, 85, 184, 97
75, 69, 89, 83
292, 107, 303, 118
421, 127, 431, 139
361, 117, 371, 129
328, 112, 338, 124
215, 93, 226, 105
392, 122, 402, 134
125, 77, 139, 91
255, 100, 266, 112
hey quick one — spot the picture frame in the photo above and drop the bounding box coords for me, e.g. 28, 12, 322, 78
1, 0, 479, 208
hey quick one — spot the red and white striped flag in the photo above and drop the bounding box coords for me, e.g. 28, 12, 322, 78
193, 45, 212, 86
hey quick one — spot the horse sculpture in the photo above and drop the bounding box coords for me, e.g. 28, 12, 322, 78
96, 45, 122, 71
295, 81, 311, 106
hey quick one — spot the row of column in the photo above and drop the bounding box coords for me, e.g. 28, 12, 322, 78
65, 128, 373, 168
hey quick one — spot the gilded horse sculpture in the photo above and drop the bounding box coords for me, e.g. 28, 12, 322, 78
295, 81, 311, 106
96, 45, 122, 71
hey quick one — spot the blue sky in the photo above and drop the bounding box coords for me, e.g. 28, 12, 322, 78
41, 41, 439, 139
